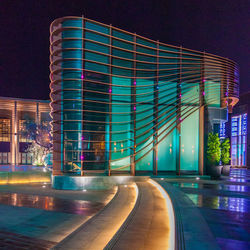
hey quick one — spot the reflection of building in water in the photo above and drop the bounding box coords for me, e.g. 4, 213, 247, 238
0, 97, 50, 165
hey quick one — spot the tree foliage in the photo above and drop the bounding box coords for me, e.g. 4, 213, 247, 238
20, 117, 52, 166
207, 133, 221, 166
221, 138, 230, 165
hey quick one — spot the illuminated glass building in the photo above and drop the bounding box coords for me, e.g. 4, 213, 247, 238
50, 16, 239, 176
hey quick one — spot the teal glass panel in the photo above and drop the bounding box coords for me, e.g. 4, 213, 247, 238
205, 80, 221, 107
180, 109, 199, 171
62, 19, 82, 27
113, 48, 133, 59
137, 37, 157, 48
181, 83, 199, 106
85, 31, 109, 44
137, 45, 156, 55
158, 81, 177, 127
85, 21, 109, 34
62, 60, 82, 69
158, 128, 177, 171
62, 20, 83, 174
112, 29, 133, 42
85, 61, 108, 73
112, 67, 132, 77
136, 147, 153, 171
62, 50, 82, 59
85, 41, 109, 54
113, 39, 133, 50
111, 77, 131, 171
135, 79, 154, 171
113, 58, 133, 68
85, 51, 109, 64
61, 40, 82, 49
62, 30, 82, 38
137, 54, 156, 63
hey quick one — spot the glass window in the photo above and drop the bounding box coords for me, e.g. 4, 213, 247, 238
85, 51, 109, 64
19, 120, 32, 142
113, 39, 133, 51
85, 21, 109, 35
85, 41, 109, 54
137, 37, 156, 48
0, 119, 10, 142
85, 31, 109, 44
112, 30, 133, 42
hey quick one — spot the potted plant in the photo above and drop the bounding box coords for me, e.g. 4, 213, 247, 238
221, 138, 231, 176
207, 132, 222, 179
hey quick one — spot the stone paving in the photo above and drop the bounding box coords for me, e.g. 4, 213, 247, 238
0, 183, 116, 249
163, 168, 250, 250
0, 169, 249, 249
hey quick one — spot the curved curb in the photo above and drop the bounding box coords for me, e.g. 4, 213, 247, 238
104, 183, 140, 249
52, 185, 119, 249
155, 179, 220, 250
149, 179, 176, 250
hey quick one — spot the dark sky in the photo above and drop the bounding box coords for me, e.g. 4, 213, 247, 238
0, 0, 249, 100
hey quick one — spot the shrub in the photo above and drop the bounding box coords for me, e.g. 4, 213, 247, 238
207, 132, 221, 166
221, 138, 230, 165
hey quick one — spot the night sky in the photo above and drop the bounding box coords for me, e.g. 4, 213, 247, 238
0, 0, 249, 100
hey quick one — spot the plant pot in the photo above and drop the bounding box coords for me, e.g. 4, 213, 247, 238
221, 165, 231, 176
208, 165, 222, 179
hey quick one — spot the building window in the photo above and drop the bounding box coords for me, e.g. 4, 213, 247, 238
0, 119, 11, 142
19, 120, 32, 142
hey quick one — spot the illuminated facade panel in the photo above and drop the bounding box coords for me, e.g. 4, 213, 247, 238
50, 16, 239, 176
231, 114, 247, 166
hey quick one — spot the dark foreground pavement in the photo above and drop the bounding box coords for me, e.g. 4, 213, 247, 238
157, 168, 250, 250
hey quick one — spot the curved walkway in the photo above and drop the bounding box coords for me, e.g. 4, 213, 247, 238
53, 180, 172, 250
106, 181, 172, 250
53, 184, 138, 249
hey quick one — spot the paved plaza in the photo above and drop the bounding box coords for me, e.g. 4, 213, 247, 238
0, 169, 249, 249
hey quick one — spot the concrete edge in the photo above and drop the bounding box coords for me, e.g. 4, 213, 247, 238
155, 180, 220, 250
52, 175, 149, 190
52, 185, 119, 249
103, 182, 140, 249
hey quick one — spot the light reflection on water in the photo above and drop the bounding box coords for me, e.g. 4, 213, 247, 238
0, 192, 104, 215
172, 181, 250, 193
0, 165, 44, 172
186, 193, 249, 213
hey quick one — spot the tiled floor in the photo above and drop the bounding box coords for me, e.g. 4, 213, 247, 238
0, 230, 55, 250
0, 190, 105, 215
168, 169, 250, 250
0, 183, 115, 249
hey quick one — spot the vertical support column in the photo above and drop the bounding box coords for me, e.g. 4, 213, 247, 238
199, 107, 204, 175
81, 16, 85, 176
36, 102, 40, 125
11, 101, 18, 165
108, 24, 112, 176
130, 33, 137, 176
199, 53, 205, 175
153, 41, 159, 175
176, 47, 182, 175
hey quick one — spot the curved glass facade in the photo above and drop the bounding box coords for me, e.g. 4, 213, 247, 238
50, 16, 239, 175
